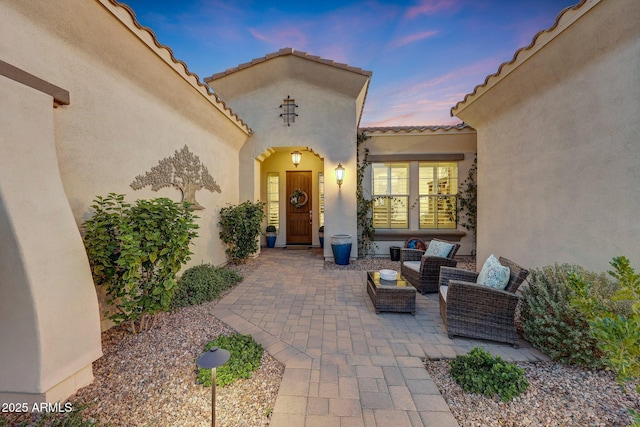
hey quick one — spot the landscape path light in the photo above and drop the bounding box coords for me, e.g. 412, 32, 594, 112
197, 346, 231, 427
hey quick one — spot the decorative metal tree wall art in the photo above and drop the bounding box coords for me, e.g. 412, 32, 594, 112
130, 145, 221, 210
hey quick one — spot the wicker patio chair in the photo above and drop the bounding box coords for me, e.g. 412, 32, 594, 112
400, 238, 460, 294
438, 257, 530, 347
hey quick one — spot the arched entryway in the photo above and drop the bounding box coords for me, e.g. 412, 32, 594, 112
258, 147, 324, 248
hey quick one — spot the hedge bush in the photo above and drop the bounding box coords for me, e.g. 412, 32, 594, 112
171, 264, 242, 308
520, 264, 607, 368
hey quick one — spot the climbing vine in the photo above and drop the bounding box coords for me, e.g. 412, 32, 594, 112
457, 156, 477, 254
356, 132, 376, 257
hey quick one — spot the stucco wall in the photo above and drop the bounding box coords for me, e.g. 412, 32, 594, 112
212, 74, 361, 259
454, 0, 640, 272
1, 1, 249, 270
0, 76, 102, 404
0, 0, 250, 402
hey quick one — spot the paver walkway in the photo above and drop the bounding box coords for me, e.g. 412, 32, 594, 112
213, 249, 549, 427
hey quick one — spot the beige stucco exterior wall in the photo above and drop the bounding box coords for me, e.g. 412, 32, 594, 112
210, 58, 368, 260
0, 0, 250, 402
362, 129, 477, 256
1, 1, 249, 268
453, 0, 640, 272
0, 76, 102, 404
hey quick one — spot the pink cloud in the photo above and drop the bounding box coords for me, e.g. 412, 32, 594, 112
388, 30, 439, 48
405, 0, 458, 19
248, 26, 308, 48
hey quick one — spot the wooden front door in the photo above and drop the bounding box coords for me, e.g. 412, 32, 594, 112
286, 171, 312, 245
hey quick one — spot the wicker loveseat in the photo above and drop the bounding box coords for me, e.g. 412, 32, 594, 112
438, 257, 529, 347
400, 238, 460, 294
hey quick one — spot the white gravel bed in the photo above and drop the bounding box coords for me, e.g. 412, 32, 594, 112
425, 356, 639, 426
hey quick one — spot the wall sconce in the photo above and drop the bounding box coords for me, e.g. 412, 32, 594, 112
335, 163, 345, 188
291, 151, 302, 168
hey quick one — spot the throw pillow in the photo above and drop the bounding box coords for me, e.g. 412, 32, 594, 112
477, 254, 510, 290
424, 240, 453, 258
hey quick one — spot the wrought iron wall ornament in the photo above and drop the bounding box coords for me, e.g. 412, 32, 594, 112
279, 95, 298, 126
130, 145, 221, 210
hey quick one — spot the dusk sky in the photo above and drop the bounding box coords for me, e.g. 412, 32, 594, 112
121, 0, 578, 126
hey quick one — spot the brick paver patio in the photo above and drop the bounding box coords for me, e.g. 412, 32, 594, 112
213, 248, 549, 427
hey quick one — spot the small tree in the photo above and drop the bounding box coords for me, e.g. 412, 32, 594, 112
219, 201, 265, 264
83, 193, 199, 333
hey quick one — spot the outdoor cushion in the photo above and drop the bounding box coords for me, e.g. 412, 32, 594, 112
439, 285, 448, 301
403, 261, 421, 273
425, 240, 454, 258
477, 254, 510, 290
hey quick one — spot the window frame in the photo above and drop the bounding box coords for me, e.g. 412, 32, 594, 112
371, 162, 410, 229
266, 172, 280, 230
418, 162, 458, 229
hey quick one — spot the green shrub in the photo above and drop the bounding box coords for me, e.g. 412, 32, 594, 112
569, 256, 639, 391
219, 201, 265, 264
197, 333, 264, 387
83, 193, 198, 333
449, 347, 529, 402
519, 264, 607, 368
266, 225, 277, 233
171, 264, 242, 308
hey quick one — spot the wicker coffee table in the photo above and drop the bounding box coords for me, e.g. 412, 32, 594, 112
367, 271, 416, 315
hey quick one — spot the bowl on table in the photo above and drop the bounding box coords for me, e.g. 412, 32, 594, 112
379, 269, 398, 281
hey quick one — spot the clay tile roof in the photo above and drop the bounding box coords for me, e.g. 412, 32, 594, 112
450, 0, 588, 116
205, 47, 372, 82
107, 0, 252, 134
359, 123, 473, 133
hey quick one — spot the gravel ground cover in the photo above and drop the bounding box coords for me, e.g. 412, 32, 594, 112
1, 264, 282, 427
425, 359, 639, 427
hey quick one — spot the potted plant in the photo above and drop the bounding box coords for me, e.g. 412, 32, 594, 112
265, 225, 277, 248
318, 225, 325, 248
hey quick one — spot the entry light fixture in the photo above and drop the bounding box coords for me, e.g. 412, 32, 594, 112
197, 346, 231, 427
335, 163, 345, 188
291, 150, 302, 168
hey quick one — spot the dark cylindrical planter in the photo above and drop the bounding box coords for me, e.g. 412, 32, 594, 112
266, 234, 276, 248
390, 246, 401, 261
331, 234, 352, 265
319, 235, 324, 248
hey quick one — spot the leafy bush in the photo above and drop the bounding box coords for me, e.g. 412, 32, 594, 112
219, 201, 265, 264
197, 333, 264, 387
83, 193, 198, 333
266, 225, 277, 233
519, 264, 607, 368
569, 256, 639, 391
171, 264, 242, 308
449, 347, 529, 402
